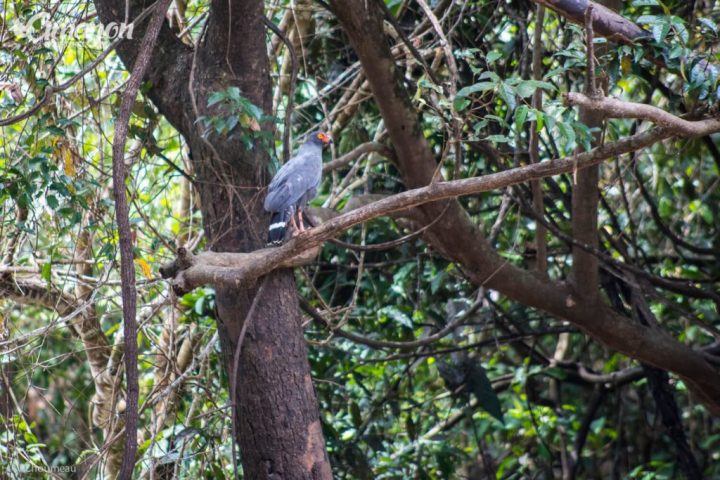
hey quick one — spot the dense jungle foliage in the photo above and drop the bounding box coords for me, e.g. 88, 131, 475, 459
1, 0, 719, 478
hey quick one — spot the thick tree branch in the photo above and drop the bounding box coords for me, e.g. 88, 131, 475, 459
0, 275, 77, 316
533, 0, 647, 44
570, 0, 617, 301
533, 0, 720, 86
159, 125, 673, 287
159, 246, 321, 293
566, 92, 720, 136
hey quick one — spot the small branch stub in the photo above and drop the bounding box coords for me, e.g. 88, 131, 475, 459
160, 245, 322, 294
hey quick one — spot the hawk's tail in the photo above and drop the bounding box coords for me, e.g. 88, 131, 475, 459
267, 210, 290, 246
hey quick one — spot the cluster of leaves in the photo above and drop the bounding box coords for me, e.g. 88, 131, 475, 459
199, 86, 274, 151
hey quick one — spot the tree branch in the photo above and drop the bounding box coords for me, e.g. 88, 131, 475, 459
110, 1, 174, 477
322, 142, 394, 174
570, 0, 616, 301
263, 16, 297, 162
0, 275, 77, 316
566, 92, 720, 136
530, 4, 548, 275
533, 0, 720, 89
158, 125, 678, 286
533, 0, 647, 44
154, 0, 720, 422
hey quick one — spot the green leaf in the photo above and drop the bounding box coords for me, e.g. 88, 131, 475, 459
456, 82, 496, 99
513, 79, 555, 98
226, 86, 241, 102
226, 115, 239, 132
698, 17, 718, 34
453, 97, 471, 112
41, 262, 52, 283
515, 104, 529, 131
379, 306, 413, 328
573, 121, 593, 151
499, 82, 516, 111
486, 51, 503, 64
43, 125, 65, 136
207, 91, 226, 107
194, 295, 206, 315
17, 192, 31, 209
637, 15, 661, 26
670, 16, 689, 43
699, 204, 714, 224
557, 122, 576, 151
652, 23, 670, 43
430, 271, 448, 294
485, 134, 510, 144
479, 70, 501, 82
658, 196, 672, 218
46, 194, 58, 209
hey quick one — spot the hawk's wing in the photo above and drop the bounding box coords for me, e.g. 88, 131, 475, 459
264, 148, 319, 212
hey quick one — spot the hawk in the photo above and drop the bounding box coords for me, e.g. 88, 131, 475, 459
264, 131, 332, 245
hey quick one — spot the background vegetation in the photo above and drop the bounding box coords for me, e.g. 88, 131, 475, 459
1, 0, 718, 478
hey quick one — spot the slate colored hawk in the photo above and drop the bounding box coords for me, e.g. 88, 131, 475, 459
264, 131, 332, 245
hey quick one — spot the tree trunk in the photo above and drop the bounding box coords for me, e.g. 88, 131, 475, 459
93, 0, 332, 476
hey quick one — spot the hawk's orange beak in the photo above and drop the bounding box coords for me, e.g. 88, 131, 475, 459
317, 132, 333, 146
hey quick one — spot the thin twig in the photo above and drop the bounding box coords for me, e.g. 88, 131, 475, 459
300, 293, 483, 350
374, 0, 443, 88
264, 16, 298, 161
416, 0, 460, 96
530, 4, 548, 274
584, 5, 597, 97
327, 201, 449, 252
110, 0, 174, 478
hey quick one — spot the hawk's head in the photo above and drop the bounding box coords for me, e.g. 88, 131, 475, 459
309, 131, 333, 148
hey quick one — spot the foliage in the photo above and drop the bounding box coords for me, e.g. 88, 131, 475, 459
0, 0, 718, 478
199, 86, 273, 150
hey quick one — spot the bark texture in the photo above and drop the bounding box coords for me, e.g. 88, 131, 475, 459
534, 0, 647, 43
570, 0, 619, 299
93, 0, 331, 477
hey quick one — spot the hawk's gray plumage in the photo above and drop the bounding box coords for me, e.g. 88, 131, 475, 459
264, 131, 331, 245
